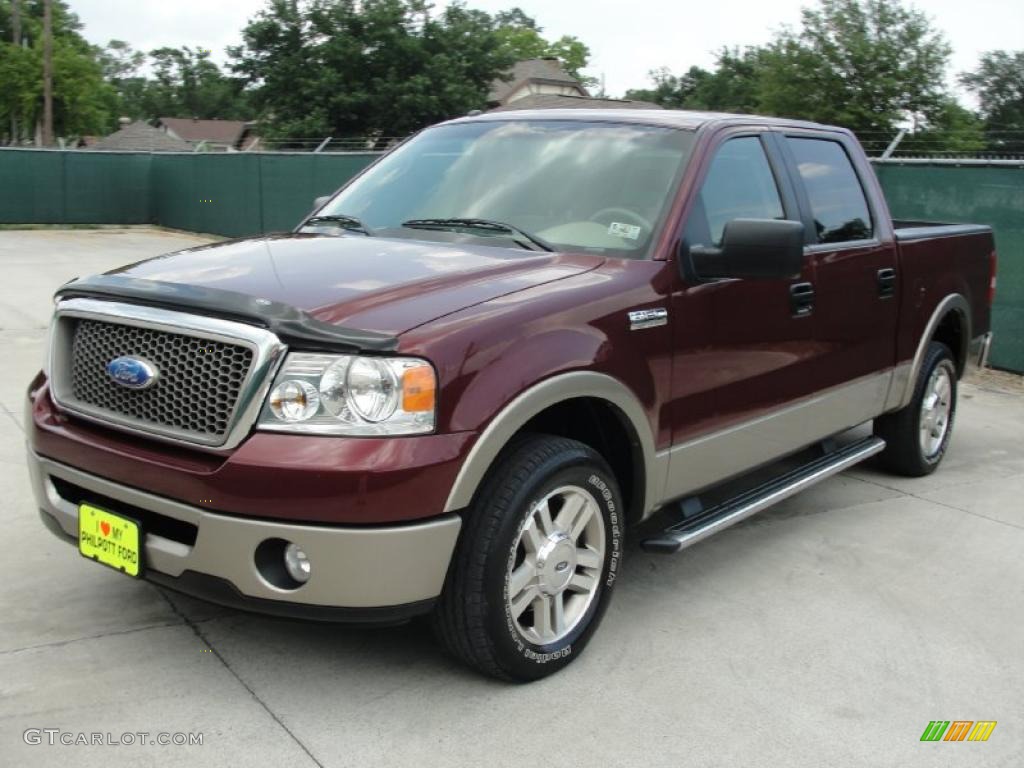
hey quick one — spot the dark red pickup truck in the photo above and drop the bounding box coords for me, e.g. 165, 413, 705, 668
28, 109, 995, 680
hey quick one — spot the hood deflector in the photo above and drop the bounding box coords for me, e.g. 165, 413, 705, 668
54, 275, 399, 353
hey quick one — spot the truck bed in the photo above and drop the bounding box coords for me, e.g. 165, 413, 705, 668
891, 220, 994, 371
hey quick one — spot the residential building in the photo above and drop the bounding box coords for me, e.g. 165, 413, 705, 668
487, 58, 662, 112
156, 118, 259, 152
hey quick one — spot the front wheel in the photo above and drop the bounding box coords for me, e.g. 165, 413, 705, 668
432, 435, 623, 681
874, 341, 958, 476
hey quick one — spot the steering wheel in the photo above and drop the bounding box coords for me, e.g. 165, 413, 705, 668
588, 207, 653, 234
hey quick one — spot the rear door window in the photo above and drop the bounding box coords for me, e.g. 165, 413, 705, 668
787, 138, 873, 244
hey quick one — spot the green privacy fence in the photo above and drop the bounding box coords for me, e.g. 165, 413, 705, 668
0, 148, 379, 237
873, 161, 1024, 373
1, 149, 1021, 371
0, 149, 154, 224
151, 152, 379, 237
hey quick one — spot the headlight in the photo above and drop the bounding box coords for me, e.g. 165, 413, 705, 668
257, 353, 436, 436
268, 380, 320, 422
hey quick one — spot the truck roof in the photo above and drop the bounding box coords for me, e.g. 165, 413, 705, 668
449, 108, 849, 134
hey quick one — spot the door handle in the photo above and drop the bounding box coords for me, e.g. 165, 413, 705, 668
790, 282, 815, 317
877, 267, 897, 299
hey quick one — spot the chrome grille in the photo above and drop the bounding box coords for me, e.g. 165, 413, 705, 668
67, 319, 254, 439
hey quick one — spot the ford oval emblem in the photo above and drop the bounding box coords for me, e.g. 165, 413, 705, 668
106, 356, 159, 390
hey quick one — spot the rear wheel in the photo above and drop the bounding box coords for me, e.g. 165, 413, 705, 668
874, 341, 957, 476
432, 435, 623, 681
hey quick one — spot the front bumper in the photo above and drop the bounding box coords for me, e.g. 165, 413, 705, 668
29, 450, 461, 619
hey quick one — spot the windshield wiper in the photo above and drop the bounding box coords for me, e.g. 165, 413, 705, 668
304, 214, 373, 236
401, 218, 554, 252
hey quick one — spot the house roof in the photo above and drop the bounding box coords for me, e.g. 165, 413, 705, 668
157, 117, 249, 145
488, 58, 586, 104
488, 93, 664, 112
91, 121, 191, 152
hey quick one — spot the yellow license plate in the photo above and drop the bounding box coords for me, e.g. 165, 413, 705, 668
78, 504, 142, 578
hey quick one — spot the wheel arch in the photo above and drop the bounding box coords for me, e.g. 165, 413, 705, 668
443, 372, 660, 524
891, 293, 971, 411
932, 305, 970, 378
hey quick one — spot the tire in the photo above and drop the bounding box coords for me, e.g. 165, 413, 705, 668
432, 434, 624, 681
874, 341, 958, 477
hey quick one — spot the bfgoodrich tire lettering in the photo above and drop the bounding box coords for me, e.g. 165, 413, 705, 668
432, 435, 622, 681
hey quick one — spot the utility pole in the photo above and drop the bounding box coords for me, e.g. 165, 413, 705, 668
10, 0, 19, 143
43, 0, 54, 146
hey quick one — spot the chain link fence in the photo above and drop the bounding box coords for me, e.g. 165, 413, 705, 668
857, 129, 1024, 161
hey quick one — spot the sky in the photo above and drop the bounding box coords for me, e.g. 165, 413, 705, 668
69, 0, 1024, 98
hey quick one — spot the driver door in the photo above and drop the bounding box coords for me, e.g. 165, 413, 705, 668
663, 130, 823, 500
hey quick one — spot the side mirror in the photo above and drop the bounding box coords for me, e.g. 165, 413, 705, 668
689, 219, 805, 280
312, 195, 331, 212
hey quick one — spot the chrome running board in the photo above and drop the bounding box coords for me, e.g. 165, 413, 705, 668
641, 436, 886, 554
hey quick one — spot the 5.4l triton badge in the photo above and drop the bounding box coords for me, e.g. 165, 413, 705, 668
105, 356, 159, 390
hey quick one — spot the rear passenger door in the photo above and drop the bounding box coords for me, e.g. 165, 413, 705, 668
777, 133, 898, 399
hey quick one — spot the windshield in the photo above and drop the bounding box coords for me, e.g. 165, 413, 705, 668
316, 120, 695, 258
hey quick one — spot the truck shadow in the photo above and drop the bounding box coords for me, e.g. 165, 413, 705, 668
150, 469, 896, 687
156, 585, 506, 688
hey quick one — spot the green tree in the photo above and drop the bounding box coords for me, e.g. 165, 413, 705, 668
540, 36, 593, 87
230, 0, 519, 140
757, 0, 951, 134
230, 0, 320, 138
145, 46, 250, 119
625, 66, 712, 108
494, 8, 594, 87
626, 49, 765, 112
97, 39, 148, 120
960, 50, 1024, 153
493, 7, 537, 30
0, 32, 37, 140
700, 48, 764, 112
899, 98, 987, 155
627, 0, 955, 140
1, 0, 116, 142
96, 41, 251, 122
98, 38, 144, 81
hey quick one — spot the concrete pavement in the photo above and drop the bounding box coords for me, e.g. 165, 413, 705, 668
1, 228, 1021, 767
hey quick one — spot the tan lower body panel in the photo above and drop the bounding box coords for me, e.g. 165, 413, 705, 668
658, 371, 892, 505
29, 451, 461, 608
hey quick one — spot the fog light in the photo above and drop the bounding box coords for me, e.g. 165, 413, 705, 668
283, 543, 311, 583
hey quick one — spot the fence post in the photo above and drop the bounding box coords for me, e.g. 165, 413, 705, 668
880, 129, 907, 160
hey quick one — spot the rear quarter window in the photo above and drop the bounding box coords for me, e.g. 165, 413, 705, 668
787, 138, 873, 244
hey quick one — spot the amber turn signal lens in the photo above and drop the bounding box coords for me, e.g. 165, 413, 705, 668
402, 366, 436, 413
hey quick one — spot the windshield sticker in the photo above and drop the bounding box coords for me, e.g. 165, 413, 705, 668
608, 222, 641, 240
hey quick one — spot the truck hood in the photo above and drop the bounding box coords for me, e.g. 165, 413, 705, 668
108, 233, 604, 335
